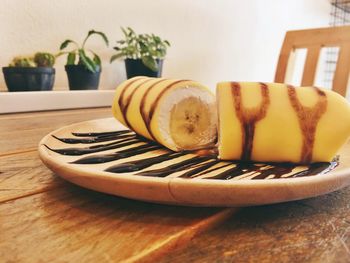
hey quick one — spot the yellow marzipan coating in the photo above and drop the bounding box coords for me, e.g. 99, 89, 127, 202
217, 82, 350, 163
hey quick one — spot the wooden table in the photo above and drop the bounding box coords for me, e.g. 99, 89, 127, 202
1, 108, 350, 262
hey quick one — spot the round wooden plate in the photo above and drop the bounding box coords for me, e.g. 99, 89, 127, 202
38, 118, 350, 207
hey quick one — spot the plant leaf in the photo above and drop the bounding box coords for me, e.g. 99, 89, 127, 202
142, 56, 158, 71
82, 30, 109, 48
78, 49, 96, 72
89, 50, 101, 65
127, 27, 135, 36
121, 27, 128, 36
60, 40, 78, 50
110, 53, 124, 63
67, 52, 76, 65
55, 51, 70, 57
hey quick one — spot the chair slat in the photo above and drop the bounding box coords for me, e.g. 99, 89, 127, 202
274, 40, 293, 83
333, 43, 350, 96
275, 26, 350, 97
301, 46, 321, 86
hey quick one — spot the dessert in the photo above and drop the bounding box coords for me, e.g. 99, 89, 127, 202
112, 78, 350, 164
217, 82, 350, 163
112, 77, 217, 151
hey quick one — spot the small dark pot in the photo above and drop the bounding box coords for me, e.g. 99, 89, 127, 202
2, 67, 55, 92
125, 59, 163, 79
65, 65, 101, 90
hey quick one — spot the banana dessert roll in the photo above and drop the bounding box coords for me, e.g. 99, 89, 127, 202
112, 77, 217, 151
217, 82, 350, 163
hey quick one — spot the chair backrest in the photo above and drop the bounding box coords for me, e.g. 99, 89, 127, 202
275, 26, 350, 97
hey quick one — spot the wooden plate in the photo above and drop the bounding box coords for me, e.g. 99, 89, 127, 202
38, 118, 350, 207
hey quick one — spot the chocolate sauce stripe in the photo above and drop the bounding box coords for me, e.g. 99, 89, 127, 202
140, 78, 169, 141
45, 130, 338, 180
230, 82, 270, 161
52, 133, 136, 144
71, 130, 132, 137
196, 163, 233, 177
45, 137, 149, 156
287, 85, 327, 163
135, 155, 215, 178
71, 144, 165, 164
118, 78, 143, 128
121, 78, 152, 129
105, 151, 191, 174
179, 160, 223, 178
178, 162, 234, 179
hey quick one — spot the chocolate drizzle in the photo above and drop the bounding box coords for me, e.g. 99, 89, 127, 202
72, 144, 162, 164
118, 78, 153, 129
139, 78, 168, 140
117, 78, 141, 128
231, 82, 270, 161
52, 133, 134, 144
287, 86, 327, 163
45, 129, 338, 180
105, 151, 187, 173
179, 160, 223, 178
137, 155, 214, 177
72, 130, 131, 137
47, 135, 142, 155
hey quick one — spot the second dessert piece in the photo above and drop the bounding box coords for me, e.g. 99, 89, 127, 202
112, 77, 217, 151
217, 82, 350, 164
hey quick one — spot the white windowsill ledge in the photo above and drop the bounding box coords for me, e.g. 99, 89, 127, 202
0, 89, 115, 114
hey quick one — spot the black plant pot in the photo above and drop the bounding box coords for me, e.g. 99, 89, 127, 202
65, 65, 101, 90
125, 59, 163, 79
2, 67, 55, 92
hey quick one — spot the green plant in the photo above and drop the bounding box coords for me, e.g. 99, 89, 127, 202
34, 52, 55, 67
9, 57, 35, 67
58, 30, 109, 73
111, 27, 170, 71
9, 52, 55, 67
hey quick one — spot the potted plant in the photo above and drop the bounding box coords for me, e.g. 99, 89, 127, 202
111, 27, 170, 79
58, 29, 109, 90
2, 52, 55, 92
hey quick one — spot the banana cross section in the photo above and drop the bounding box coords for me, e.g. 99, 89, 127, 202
112, 77, 217, 151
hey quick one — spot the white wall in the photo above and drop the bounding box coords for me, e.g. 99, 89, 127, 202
0, 0, 330, 92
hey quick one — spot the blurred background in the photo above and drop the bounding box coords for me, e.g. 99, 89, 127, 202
0, 0, 334, 92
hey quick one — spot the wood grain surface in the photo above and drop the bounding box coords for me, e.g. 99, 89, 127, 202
1, 107, 349, 262
0, 151, 65, 203
0, 108, 235, 263
0, 185, 234, 262
162, 187, 350, 263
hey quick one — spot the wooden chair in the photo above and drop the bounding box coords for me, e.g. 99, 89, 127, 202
275, 26, 350, 97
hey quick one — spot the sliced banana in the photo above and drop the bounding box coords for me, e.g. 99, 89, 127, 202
112, 77, 217, 151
